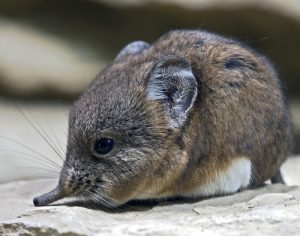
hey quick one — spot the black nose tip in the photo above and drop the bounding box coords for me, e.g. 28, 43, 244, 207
33, 197, 39, 206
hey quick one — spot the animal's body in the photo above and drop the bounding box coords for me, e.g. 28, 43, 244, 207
33, 30, 292, 207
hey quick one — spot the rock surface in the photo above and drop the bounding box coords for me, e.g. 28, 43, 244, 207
0, 179, 300, 235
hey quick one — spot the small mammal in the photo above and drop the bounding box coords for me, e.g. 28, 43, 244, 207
33, 30, 292, 207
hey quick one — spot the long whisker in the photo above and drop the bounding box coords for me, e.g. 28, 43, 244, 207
15, 107, 72, 171
44, 118, 66, 157
88, 189, 118, 209
16, 107, 66, 164
78, 193, 100, 217
82, 191, 119, 214
0, 136, 63, 169
92, 181, 154, 197
20, 166, 59, 175
79, 193, 93, 209
0, 149, 62, 172
85, 191, 107, 209
88, 188, 139, 211
11, 172, 58, 180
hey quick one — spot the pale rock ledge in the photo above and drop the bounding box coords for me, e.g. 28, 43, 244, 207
0, 179, 300, 236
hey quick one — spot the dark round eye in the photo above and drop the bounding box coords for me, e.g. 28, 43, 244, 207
94, 138, 115, 155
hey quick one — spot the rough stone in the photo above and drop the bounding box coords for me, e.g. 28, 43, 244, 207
0, 179, 299, 235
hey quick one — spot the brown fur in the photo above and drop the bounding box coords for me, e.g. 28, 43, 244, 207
34, 30, 293, 207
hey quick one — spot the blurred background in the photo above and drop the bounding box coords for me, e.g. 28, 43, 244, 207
0, 0, 299, 183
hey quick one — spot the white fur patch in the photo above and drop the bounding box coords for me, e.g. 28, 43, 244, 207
184, 158, 252, 198
173, 69, 195, 78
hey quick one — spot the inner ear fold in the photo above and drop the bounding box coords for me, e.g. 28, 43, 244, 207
146, 55, 198, 128
115, 41, 150, 61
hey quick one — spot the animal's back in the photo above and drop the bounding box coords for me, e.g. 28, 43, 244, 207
142, 30, 292, 195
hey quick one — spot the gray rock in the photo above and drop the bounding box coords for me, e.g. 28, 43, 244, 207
0, 179, 299, 235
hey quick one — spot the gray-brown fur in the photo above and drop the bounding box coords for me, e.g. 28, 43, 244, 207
33, 30, 292, 207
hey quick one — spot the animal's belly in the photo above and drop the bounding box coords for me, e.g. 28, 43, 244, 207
184, 158, 252, 198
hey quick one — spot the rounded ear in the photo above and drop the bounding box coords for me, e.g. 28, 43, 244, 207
115, 41, 150, 61
146, 55, 198, 128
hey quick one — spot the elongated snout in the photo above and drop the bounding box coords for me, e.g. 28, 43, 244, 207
33, 186, 65, 207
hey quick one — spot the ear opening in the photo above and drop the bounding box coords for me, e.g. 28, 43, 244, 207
115, 41, 150, 61
146, 55, 198, 128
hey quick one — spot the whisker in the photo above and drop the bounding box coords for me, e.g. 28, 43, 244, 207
20, 166, 59, 175
82, 192, 119, 215
17, 107, 59, 151
15, 107, 67, 167
85, 192, 105, 210
79, 193, 91, 208
0, 149, 62, 172
88, 188, 138, 211
78, 193, 100, 216
83, 191, 103, 209
0, 136, 63, 169
92, 182, 157, 198
88, 189, 117, 209
11, 173, 58, 180
6, 165, 59, 180
44, 118, 66, 157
